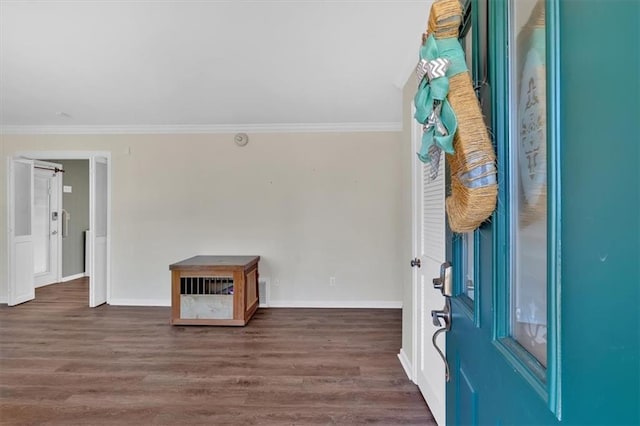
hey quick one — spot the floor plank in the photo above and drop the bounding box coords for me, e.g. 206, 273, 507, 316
0, 278, 434, 425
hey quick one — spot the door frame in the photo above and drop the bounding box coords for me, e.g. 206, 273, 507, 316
409, 103, 420, 384
409, 101, 448, 425
6, 151, 112, 306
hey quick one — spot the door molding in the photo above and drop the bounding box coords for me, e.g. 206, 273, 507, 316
409, 100, 447, 426
6, 151, 111, 307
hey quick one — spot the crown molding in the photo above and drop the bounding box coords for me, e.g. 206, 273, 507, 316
0, 122, 402, 135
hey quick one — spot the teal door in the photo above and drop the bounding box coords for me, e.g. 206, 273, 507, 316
446, 0, 640, 424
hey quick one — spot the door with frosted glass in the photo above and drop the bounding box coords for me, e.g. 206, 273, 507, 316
8, 158, 35, 306
89, 157, 108, 307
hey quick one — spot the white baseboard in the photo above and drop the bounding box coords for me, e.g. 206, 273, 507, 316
61, 273, 86, 282
107, 299, 401, 309
35, 281, 55, 289
109, 298, 170, 307
266, 300, 402, 309
398, 348, 416, 384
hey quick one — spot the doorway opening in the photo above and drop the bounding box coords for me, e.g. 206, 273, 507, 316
6, 151, 111, 308
43, 160, 90, 285
33, 160, 63, 288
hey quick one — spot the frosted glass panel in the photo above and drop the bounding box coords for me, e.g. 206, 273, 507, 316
95, 160, 107, 238
462, 232, 475, 300
509, 0, 547, 367
14, 162, 32, 237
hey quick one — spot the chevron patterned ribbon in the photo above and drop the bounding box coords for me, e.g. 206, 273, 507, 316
416, 57, 451, 82
413, 34, 467, 166
427, 57, 451, 80
427, 142, 442, 181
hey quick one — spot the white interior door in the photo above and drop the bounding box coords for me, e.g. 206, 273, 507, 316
33, 161, 62, 287
411, 115, 447, 425
89, 156, 108, 307
8, 158, 35, 306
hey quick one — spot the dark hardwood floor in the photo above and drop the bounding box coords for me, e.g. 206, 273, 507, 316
0, 278, 434, 425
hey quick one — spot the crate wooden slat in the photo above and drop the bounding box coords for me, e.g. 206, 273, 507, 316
170, 255, 260, 326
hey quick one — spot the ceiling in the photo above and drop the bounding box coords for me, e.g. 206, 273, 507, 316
0, 1, 432, 133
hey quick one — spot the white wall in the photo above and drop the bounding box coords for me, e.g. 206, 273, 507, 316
1, 132, 405, 307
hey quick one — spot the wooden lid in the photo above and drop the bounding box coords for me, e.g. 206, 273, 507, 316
170, 255, 260, 270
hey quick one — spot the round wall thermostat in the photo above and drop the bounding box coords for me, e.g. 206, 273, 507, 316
234, 133, 249, 147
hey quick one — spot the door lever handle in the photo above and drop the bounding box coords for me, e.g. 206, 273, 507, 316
431, 298, 451, 382
431, 298, 451, 331
431, 309, 449, 328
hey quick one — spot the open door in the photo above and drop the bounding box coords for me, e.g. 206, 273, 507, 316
89, 156, 108, 307
443, 1, 639, 424
7, 158, 35, 306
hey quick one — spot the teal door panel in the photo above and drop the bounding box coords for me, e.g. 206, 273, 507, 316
446, 0, 639, 425
559, 0, 639, 423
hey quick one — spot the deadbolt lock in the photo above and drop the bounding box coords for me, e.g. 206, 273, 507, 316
433, 261, 453, 297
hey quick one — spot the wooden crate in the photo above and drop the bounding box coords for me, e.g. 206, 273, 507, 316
170, 255, 260, 326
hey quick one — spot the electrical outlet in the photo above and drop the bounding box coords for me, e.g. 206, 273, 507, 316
329, 276, 336, 287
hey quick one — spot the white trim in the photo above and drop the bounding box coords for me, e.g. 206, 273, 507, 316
35, 280, 63, 288
410, 101, 421, 398
1, 297, 398, 309
398, 348, 416, 384
109, 298, 170, 307
1, 122, 402, 135
266, 300, 402, 309
5, 157, 11, 306
8, 151, 111, 309
420, 374, 445, 426
106, 157, 112, 305
61, 273, 85, 283
16, 151, 111, 160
